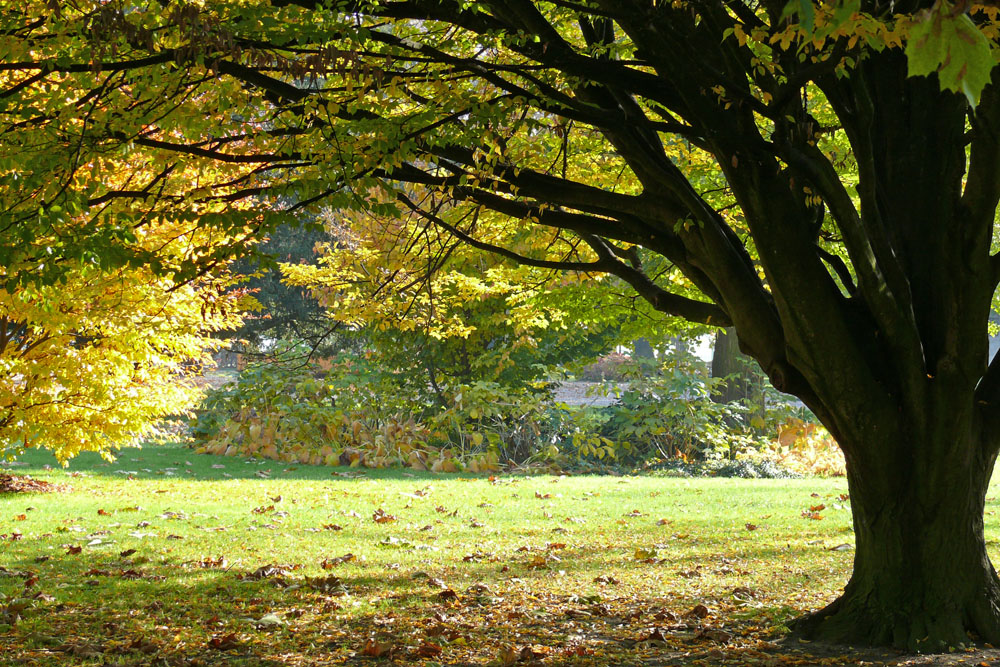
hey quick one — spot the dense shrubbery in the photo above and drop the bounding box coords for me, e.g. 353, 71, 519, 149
191, 342, 841, 475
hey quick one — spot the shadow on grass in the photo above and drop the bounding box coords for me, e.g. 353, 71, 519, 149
4, 442, 448, 484
0, 538, 839, 667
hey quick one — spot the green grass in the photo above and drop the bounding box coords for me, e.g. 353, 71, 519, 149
2, 444, 997, 665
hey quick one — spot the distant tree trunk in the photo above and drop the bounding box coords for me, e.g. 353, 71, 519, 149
711, 328, 752, 404
632, 338, 655, 359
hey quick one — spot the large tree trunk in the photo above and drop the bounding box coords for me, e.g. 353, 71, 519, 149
795, 403, 1000, 649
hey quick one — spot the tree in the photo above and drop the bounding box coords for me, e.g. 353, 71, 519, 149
6, 0, 1000, 649
0, 219, 244, 463
227, 222, 340, 354
282, 202, 657, 401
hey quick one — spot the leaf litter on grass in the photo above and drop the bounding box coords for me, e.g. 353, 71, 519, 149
4, 443, 1000, 665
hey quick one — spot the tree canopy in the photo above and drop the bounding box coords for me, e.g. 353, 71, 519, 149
7, 0, 1000, 650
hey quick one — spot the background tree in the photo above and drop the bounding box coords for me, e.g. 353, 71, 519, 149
6, 0, 1000, 649
282, 205, 639, 401
227, 222, 340, 355
0, 219, 244, 463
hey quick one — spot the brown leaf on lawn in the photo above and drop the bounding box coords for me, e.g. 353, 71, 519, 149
208, 633, 241, 651
534, 491, 551, 499
686, 604, 711, 619
126, 637, 160, 655
469, 519, 484, 528
415, 642, 442, 658
361, 638, 393, 657
593, 575, 619, 585
372, 508, 396, 524
67, 545, 82, 555
496, 645, 519, 666
640, 628, 668, 644
307, 575, 348, 595
809, 504, 826, 512
97, 509, 110, 516
437, 588, 458, 601
520, 645, 548, 660
745, 523, 758, 531
435, 505, 448, 513
14, 514, 26, 521
194, 556, 227, 568
320, 553, 355, 569
656, 518, 672, 525
697, 628, 733, 643
119, 549, 137, 559
252, 505, 274, 515
801, 511, 824, 520
322, 523, 343, 531
238, 564, 301, 580
84, 568, 112, 576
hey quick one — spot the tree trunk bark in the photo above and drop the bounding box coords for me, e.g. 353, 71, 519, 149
796, 427, 1000, 650
711, 327, 754, 405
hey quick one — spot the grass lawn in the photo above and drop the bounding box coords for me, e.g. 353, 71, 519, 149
1, 443, 998, 665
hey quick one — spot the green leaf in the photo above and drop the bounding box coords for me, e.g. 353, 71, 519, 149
906, 9, 994, 106
781, 0, 816, 35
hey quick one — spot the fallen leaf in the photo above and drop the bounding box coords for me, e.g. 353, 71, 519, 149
362, 638, 393, 657
698, 628, 733, 642
686, 604, 711, 619
372, 508, 397, 524
633, 547, 658, 560
320, 553, 355, 569
415, 642, 442, 658
208, 633, 240, 650
254, 612, 284, 627
496, 644, 519, 666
